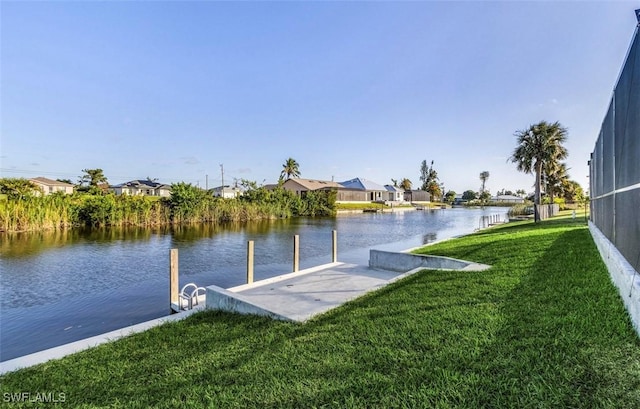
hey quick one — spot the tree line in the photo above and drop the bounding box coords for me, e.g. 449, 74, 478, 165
389, 121, 585, 209
0, 162, 335, 233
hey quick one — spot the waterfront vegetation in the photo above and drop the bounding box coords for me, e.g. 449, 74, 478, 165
507, 203, 533, 217
0, 182, 336, 232
2, 212, 638, 408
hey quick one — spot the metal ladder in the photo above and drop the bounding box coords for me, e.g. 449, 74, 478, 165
178, 283, 206, 310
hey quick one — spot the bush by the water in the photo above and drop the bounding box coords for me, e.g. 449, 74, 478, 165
507, 203, 534, 217
0, 182, 336, 232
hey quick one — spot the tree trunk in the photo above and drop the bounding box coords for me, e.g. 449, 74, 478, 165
535, 162, 542, 223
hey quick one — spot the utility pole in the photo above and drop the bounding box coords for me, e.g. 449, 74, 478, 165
220, 164, 224, 197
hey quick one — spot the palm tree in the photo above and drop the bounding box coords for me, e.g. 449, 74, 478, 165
545, 162, 569, 204
479, 171, 490, 193
400, 178, 412, 191
562, 179, 584, 203
280, 158, 301, 180
510, 121, 568, 221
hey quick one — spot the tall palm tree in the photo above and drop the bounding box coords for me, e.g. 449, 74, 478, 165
280, 158, 301, 180
479, 171, 490, 193
510, 121, 568, 221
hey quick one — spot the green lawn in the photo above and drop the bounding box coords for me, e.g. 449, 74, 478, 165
1, 214, 639, 408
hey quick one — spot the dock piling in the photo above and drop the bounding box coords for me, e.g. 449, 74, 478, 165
293, 235, 299, 272
170, 249, 179, 314
247, 240, 254, 284
332, 230, 337, 263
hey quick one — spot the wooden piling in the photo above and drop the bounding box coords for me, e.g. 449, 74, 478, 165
332, 230, 337, 263
293, 234, 299, 272
247, 240, 254, 284
170, 248, 179, 313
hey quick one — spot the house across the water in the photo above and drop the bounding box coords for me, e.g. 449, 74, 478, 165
110, 180, 172, 197
338, 178, 388, 202
492, 194, 525, 204
29, 177, 75, 195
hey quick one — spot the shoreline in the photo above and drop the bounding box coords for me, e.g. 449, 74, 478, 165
1, 207, 503, 361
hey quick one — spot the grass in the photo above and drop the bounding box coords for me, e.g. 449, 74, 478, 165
1, 213, 639, 408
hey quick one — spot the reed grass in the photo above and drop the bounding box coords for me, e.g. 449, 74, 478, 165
0, 188, 335, 233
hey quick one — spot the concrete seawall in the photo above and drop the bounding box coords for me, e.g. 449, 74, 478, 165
0, 306, 204, 375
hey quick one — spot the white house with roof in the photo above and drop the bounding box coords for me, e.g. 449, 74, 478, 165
110, 180, 172, 197
212, 185, 244, 199
384, 185, 405, 202
338, 178, 388, 202
29, 177, 74, 195
492, 194, 525, 203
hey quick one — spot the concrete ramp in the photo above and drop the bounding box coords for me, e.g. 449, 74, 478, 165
369, 250, 491, 273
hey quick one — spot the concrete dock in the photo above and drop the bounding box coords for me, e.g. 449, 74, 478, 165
205, 251, 490, 322
206, 262, 412, 322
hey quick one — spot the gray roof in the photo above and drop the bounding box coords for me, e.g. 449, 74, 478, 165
213, 185, 244, 191
384, 185, 404, 192
283, 178, 342, 190
339, 177, 387, 191
111, 180, 166, 189
30, 177, 74, 187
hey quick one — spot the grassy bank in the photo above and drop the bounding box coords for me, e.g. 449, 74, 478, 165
1, 215, 639, 408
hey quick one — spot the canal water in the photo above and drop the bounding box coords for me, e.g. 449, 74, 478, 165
0, 207, 506, 361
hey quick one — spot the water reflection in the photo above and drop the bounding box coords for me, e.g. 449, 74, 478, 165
0, 220, 317, 258
0, 227, 163, 258
422, 232, 438, 244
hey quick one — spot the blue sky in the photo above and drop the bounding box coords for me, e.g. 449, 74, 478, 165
1, 1, 638, 194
